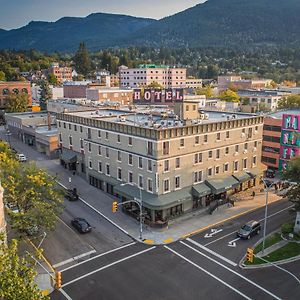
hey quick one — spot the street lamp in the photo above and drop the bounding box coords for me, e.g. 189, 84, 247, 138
261, 177, 277, 254
5, 130, 11, 148
120, 182, 143, 240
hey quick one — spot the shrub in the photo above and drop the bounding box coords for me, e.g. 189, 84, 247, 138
281, 223, 294, 235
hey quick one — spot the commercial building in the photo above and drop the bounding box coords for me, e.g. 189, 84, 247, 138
57, 105, 264, 226
48, 63, 72, 84
186, 78, 203, 89
119, 64, 186, 89
63, 81, 106, 98
86, 88, 133, 105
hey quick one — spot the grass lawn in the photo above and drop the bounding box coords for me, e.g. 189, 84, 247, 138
253, 232, 282, 254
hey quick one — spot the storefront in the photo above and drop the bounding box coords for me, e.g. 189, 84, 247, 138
192, 182, 212, 208
205, 176, 240, 199
233, 171, 252, 191
60, 149, 77, 171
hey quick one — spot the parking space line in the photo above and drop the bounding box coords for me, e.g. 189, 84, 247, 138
60, 242, 136, 272
186, 238, 237, 267
53, 250, 97, 268
180, 241, 281, 300
164, 246, 252, 300
62, 246, 156, 288
59, 288, 73, 300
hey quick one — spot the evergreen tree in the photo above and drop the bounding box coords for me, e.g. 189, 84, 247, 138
74, 42, 91, 76
38, 80, 52, 111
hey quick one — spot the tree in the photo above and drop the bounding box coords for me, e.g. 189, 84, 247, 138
38, 80, 52, 111
278, 95, 300, 109
0, 71, 6, 81
282, 157, 300, 212
6, 92, 29, 113
146, 81, 164, 89
73, 42, 91, 76
47, 73, 58, 86
0, 235, 48, 300
219, 89, 240, 102
196, 86, 213, 98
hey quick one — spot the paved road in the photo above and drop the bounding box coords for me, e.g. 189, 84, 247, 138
51, 200, 300, 300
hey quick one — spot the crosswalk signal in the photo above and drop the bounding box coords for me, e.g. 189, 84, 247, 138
246, 248, 254, 263
112, 201, 118, 213
55, 271, 62, 289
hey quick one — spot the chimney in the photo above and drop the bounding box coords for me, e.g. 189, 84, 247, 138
47, 112, 52, 131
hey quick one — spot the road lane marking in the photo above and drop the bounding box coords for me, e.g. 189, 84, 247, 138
164, 246, 252, 300
59, 288, 73, 300
228, 237, 240, 248
204, 228, 223, 238
58, 181, 130, 236
62, 246, 156, 287
204, 204, 294, 247
53, 250, 97, 268
186, 238, 237, 267
60, 242, 136, 272
180, 241, 281, 300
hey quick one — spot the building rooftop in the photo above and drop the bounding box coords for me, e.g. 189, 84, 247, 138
6, 112, 48, 119
35, 126, 58, 136
267, 109, 300, 119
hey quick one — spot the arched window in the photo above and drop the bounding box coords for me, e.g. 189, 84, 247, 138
12, 88, 19, 94
2, 88, 9, 95
21, 88, 28, 94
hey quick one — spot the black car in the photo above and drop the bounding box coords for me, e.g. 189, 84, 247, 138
237, 220, 261, 239
65, 188, 79, 201
71, 218, 92, 233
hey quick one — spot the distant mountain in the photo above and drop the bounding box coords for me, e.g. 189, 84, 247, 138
1, 0, 300, 52
0, 13, 156, 52
131, 0, 300, 47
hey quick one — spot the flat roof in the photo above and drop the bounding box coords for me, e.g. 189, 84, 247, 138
267, 109, 300, 119
6, 112, 48, 119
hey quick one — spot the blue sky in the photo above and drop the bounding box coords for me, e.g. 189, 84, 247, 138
0, 0, 206, 30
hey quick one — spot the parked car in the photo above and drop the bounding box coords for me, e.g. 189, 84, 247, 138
237, 220, 261, 239
65, 188, 79, 201
16, 153, 27, 162
71, 218, 92, 233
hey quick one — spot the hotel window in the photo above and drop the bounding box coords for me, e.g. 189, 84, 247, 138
224, 163, 229, 172
194, 171, 203, 183
194, 153, 199, 164
138, 157, 143, 169
195, 136, 200, 145
117, 168, 122, 180
74, 125, 77, 131
180, 138, 185, 147
128, 154, 133, 165
215, 166, 220, 174
217, 132, 221, 141
225, 147, 229, 155
208, 151, 213, 158
117, 134, 120, 143
163, 141, 169, 155
147, 141, 153, 156
63, 123, 66, 129
148, 160, 153, 172
254, 141, 258, 148
138, 175, 143, 188
216, 149, 220, 159
105, 132, 109, 140
175, 157, 180, 168
234, 161, 239, 171
88, 128, 91, 139
128, 137, 132, 146
98, 130, 101, 138
208, 168, 213, 176
69, 136, 73, 146
148, 179, 153, 192
164, 179, 170, 192
244, 143, 248, 150
204, 135, 208, 143
80, 126, 83, 133
58, 122, 61, 128
235, 145, 239, 152
175, 176, 181, 189
128, 171, 133, 183
226, 131, 230, 139
253, 156, 257, 166
89, 160, 92, 169
98, 162, 102, 173
105, 147, 109, 158
69, 123, 71, 130
198, 153, 202, 163
164, 160, 169, 172
106, 164, 110, 175
98, 145, 101, 155
243, 158, 247, 169
117, 151, 121, 162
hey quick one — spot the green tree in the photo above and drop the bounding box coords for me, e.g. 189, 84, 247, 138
0, 235, 48, 300
146, 81, 164, 89
278, 95, 300, 109
74, 42, 91, 76
38, 80, 52, 111
196, 86, 213, 98
6, 92, 29, 113
47, 73, 58, 86
282, 157, 300, 212
0, 71, 6, 81
219, 89, 240, 102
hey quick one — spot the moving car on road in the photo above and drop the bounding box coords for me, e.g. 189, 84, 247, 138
237, 220, 261, 239
71, 217, 92, 233
65, 188, 79, 201
16, 153, 27, 162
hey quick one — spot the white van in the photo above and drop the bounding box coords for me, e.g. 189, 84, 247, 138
16, 154, 27, 162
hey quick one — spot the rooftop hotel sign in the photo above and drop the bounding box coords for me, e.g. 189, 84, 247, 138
133, 89, 184, 104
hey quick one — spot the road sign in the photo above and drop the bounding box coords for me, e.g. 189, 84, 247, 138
204, 228, 223, 238
228, 237, 240, 247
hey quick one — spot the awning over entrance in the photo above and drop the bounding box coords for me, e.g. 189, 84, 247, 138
114, 184, 192, 210
205, 176, 240, 194
233, 171, 252, 183
246, 168, 263, 179
60, 150, 77, 163
192, 182, 211, 198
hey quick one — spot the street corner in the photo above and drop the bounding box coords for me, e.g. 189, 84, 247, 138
163, 237, 174, 245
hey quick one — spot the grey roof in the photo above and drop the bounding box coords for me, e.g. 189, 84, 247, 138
267, 110, 300, 119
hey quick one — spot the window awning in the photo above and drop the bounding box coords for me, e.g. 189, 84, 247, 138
192, 182, 211, 198
205, 176, 240, 194
246, 168, 264, 179
60, 151, 77, 163
232, 171, 252, 183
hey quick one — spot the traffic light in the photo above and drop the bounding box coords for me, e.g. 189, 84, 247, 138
55, 271, 62, 289
112, 201, 118, 213
246, 248, 254, 263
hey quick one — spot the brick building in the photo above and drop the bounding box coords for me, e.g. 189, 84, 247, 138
48, 63, 72, 84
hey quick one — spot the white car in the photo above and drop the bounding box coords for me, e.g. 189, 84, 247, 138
16, 154, 27, 162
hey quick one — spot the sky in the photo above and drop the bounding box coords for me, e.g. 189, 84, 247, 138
0, 0, 206, 30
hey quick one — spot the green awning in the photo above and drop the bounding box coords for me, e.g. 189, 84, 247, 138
192, 182, 211, 198
205, 176, 240, 194
60, 151, 77, 163
247, 168, 263, 178
114, 184, 192, 210
233, 171, 251, 183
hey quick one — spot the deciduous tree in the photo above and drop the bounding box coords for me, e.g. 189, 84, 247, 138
219, 89, 240, 102
6, 92, 29, 113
